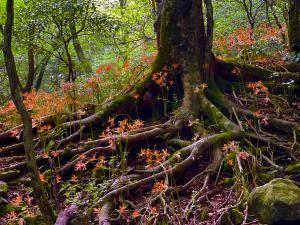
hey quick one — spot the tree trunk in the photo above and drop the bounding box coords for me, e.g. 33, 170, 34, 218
2, 1, 55, 224
23, 46, 35, 93
288, 0, 300, 53
69, 21, 93, 75
34, 55, 51, 91
156, 0, 209, 119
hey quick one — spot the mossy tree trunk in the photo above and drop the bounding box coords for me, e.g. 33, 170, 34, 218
288, 0, 300, 53
155, 0, 213, 120
2, 1, 55, 224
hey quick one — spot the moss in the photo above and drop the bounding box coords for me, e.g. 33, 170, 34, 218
220, 177, 235, 188
24, 215, 46, 225
92, 166, 110, 181
220, 208, 244, 225
248, 178, 300, 224
257, 172, 273, 183
199, 208, 209, 220
0, 203, 14, 216
286, 162, 300, 172
0, 181, 8, 193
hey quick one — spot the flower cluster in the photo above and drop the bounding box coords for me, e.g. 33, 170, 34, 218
246, 81, 268, 94
138, 148, 169, 169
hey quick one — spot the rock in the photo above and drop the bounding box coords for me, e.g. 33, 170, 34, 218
248, 178, 300, 225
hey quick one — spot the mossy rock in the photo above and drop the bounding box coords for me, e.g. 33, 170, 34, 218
248, 178, 300, 225
286, 162, 300, 172
0, 181, 8, 194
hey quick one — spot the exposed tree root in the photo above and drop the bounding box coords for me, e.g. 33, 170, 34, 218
54, 204, 78, 225
0, 110, 92, 144
97, 201, 115, 225
1, 56, 299, 225
93, 131, 241, 208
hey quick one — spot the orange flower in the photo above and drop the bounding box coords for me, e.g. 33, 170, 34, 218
96, 156, 106, 168
24, 195, 33, 206
38, 125, 52, 133
6, 211, 17, 220
93, 207, 102, 216
39, 174, 45, 182
75, 161, 87, 171
161, 149, 170, 160
105, 64, 113, 72
95, 65, 103, 74
222, 141, 239, 152
172, 64, 179, 69
41, 151, 50, 158
10, 129, 21, 140
122, 60, 129, 69
10, 193, 22, 207
117, 205, 128, 216
51, 150, 60, 158
90, 154, 98, 161
79, 153, 86, 160
253, 111, 261, 118
152, 180, 167, 193
132, 210, 140, 218
227, 159, 234, 167
150, 207, 158, 215
70, 174, 79, 183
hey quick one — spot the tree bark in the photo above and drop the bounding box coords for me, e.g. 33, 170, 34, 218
34, 54, 51, 90
69, 21, 93, 75
288, 0, 300, 53
2, 1, 55, 224
23, 46, 35, 93
156, 0, 206, 118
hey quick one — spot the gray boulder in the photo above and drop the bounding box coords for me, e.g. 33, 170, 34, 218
248, 178, 300, 225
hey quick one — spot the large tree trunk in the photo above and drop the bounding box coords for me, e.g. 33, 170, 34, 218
2, 1, 55, 224
156, 0, 207, 119
288, 0, 300, 53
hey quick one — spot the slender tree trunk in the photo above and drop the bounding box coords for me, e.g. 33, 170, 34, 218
34, 55, 51, 91
23, 46, 35, 93
2, 1, 55, 224
69, 21, 93, 74
288, 0, 300, 53
64, 42, 75, 82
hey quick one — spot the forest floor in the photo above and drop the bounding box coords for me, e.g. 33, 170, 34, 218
0, 59, 299, 225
